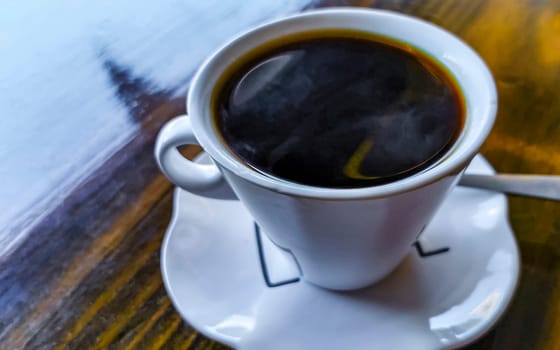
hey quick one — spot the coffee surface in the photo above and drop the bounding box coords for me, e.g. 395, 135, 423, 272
213, 33, 464, 188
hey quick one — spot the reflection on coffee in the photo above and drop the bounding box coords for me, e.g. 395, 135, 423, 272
212, 30, 465, 188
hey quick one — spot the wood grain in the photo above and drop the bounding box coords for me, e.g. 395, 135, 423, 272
1, 0, 559, 349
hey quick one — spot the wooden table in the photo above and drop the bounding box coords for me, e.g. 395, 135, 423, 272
1, 0, 559, 349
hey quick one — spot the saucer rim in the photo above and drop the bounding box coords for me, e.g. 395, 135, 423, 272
161, 189, 240, 348
447, 222, 520, 349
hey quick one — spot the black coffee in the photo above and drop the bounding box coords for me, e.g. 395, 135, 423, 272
213, 30, 464, 188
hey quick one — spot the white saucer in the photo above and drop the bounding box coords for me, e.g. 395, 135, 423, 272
161, 155, 519, 350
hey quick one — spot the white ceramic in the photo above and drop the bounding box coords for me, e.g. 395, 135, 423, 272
155, 8, 498, 290
162, 155, 519, 350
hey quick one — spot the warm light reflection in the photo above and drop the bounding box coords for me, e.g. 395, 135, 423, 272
428, 246, 514, 347
429, 289, 503, 343
470, 291, 502, 318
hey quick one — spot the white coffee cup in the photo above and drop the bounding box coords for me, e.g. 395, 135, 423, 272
155, 8, 497, 290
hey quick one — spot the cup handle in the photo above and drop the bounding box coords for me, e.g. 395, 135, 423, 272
155, 115, 237, 200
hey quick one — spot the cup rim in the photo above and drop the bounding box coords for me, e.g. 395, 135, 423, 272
187, 8, 497, 200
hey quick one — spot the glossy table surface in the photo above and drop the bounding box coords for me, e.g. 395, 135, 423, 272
1, 0, 559, 349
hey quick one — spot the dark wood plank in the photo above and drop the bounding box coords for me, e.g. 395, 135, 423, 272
2, 0, 560, 349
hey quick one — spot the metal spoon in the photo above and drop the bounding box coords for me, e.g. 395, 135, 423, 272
459, 174, 560, 201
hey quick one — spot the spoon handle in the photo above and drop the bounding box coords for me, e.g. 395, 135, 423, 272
459, 174, 560, 201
